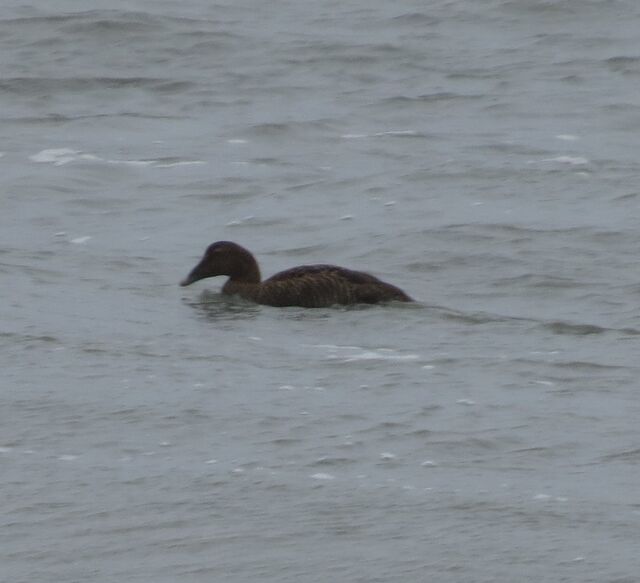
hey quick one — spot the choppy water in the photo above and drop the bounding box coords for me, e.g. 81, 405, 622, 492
2, 1, 640, 581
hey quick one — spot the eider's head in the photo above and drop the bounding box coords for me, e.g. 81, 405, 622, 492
180, 241, 260, 286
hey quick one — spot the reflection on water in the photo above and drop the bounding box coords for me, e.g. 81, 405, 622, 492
182, 290, 262, 321
182, 291, 422, 322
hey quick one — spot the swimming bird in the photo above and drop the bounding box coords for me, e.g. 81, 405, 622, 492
180, 241, 412, 307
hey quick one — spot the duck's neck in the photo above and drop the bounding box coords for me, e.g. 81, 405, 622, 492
223, 262, 261, 299
228, 252, 261, 284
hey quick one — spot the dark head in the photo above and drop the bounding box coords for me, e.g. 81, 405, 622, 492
180, 241, 261, 287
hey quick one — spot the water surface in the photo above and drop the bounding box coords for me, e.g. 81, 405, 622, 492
2, 1, 640, 581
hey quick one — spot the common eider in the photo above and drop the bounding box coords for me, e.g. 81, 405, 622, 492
180, 241, 412, 307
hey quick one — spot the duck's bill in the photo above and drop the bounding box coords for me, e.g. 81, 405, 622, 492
180, 266, 202, 287
180, 261, 207, 287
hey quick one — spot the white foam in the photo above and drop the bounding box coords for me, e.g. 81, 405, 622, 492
341, 130, 417, 139
227, 139, 248, 144
456, 399, 476, 406
226, 215, 255, 226
421, 460, 437, 467
29, 148, 204, 168
555, 134, 579, 141
205, 459, 218, 464
310, 472, 335, 480
540, 156, 589, 165
374, 130, 418, 137
109, 158, 205, 168
30, 148, 82, 166
154, 160, 206, 168
534, 494, 568, 503
58, 454, 78, 461
380, 452, 397, 460
113, 159, 155, 167
533, 493, 552, 500
70, 236, 91, 244
317, 344, 420, 363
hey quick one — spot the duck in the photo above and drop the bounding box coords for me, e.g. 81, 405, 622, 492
180, 241, 413, 308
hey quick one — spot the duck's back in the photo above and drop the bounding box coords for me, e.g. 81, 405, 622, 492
256, 264, 411, 307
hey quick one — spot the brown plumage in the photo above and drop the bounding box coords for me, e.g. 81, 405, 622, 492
180, 241, 412, 308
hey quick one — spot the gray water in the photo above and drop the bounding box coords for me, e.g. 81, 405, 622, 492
2, 1, 640, 581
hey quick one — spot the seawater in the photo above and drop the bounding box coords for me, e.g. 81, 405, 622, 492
2, 1, 640, 582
